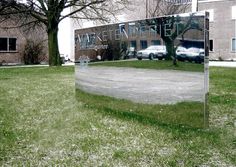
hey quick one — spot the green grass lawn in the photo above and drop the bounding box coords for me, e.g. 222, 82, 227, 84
76, 89, 205, 128
91, 60, 204, 72
0, 66, 235, 166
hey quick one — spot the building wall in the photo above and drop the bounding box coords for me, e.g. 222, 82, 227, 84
199, 0, 236, 60
0, 19, 48, 65
0, 27, 26, 64
125, 0, 236, 60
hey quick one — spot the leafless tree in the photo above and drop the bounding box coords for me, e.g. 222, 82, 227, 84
148, 0, 190, 17
0, 0, 130, 66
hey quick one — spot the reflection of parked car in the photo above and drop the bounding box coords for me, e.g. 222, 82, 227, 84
137, 45, 167, 60
186, 47, 204, 63
176, 46, 204, 63
124, 47, 137, 59
176, 46, 187, 61
60, 54, 71, 64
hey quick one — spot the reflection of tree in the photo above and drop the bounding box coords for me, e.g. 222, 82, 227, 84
148, 0, 189, 17
146, 14, 203, 65
126, 0, 189, 21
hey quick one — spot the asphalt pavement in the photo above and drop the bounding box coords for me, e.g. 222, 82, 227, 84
75, 66, 205, 104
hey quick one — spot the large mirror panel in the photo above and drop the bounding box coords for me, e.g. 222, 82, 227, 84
75, 12, 209, 128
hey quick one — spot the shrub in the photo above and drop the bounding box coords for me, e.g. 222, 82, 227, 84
218, 56, 224, 61
23, 39, 44, 64
102, 40, 128, 60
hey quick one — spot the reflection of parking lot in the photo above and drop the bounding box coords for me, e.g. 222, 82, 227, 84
75, 66, 205, 104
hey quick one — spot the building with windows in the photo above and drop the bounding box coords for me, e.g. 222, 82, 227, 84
122, 0, 236, 60
0, 18, 48, 65
198, 0, 236, 60
0, 0, 48, 65
0, 26, 24, 64
0, 20, 48, 65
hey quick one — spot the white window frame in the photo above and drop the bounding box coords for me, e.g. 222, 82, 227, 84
232, 6, 236, 20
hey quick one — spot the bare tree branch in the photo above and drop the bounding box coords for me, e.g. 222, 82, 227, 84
59, 0, 106, 22
0, 0, 131, 66
148, 0, 190, 17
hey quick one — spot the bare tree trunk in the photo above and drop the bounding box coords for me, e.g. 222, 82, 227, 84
165, 40, 177, 66
47, 27, 61, 66
173, 55, 177, 66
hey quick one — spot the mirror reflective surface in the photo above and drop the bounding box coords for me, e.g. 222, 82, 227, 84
75, 12, 209, 128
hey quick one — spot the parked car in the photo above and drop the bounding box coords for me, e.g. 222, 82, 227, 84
137, 45, 167, 60
176, 46, 204, 63
60, 54, 71, 64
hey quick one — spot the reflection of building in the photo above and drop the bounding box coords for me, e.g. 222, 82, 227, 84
74, 22, 164, 60
74, 14, 205, 61
72, 0, 235, 61
198, 0, 236, 60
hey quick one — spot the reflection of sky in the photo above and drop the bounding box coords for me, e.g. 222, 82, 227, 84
58, 7, 73, 59
58, 18, 71, 58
